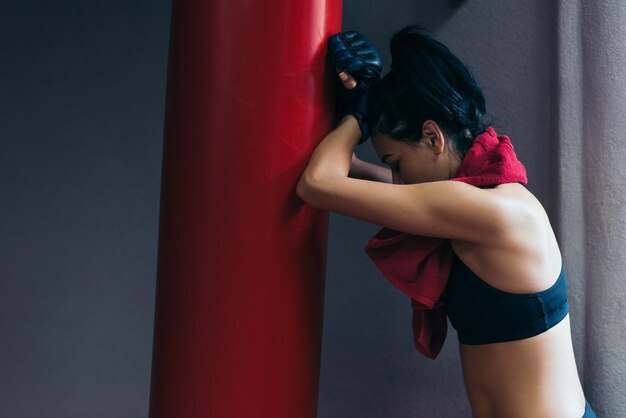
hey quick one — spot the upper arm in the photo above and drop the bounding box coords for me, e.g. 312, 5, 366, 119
296, 174, 516, 243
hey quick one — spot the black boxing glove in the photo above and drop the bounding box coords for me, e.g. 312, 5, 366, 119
327, 31, 383, 144
327, 31, 383, 95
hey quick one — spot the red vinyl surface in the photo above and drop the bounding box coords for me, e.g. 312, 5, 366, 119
148, 1, 342, 417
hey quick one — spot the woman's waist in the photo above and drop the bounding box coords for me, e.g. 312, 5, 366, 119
458, 316, 586, 417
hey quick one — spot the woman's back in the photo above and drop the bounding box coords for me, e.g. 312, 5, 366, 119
450, 183, 586, 418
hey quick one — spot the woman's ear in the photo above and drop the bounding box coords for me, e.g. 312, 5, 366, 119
421, 120, 446, 155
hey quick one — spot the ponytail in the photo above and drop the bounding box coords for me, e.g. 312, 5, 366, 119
368, 25, 489, 157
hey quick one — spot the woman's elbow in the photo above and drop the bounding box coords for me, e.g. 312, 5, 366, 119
296, 172, 328, 208
296, 174, 309, 200
296, 172, 316, 203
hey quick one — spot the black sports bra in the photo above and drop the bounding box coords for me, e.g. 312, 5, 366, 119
445, 254, 569, 345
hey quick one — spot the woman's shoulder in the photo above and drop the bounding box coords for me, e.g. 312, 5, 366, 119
452, 183, 563, 293
489, 183, 552, 230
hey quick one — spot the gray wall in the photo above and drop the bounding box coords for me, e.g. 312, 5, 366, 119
1, 1, 170, 417
0, 1, 566, 417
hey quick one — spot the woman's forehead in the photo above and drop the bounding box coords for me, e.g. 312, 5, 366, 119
372, 133, 409, 152
371, 132, 394, 148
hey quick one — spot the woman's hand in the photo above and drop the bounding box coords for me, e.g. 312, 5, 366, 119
327, 31, 383, 95
327, 31, 383, 144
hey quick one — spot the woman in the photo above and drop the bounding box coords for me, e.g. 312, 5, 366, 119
296, 26, 597, 418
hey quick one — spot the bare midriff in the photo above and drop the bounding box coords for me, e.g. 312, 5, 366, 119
458, 314, 586, 418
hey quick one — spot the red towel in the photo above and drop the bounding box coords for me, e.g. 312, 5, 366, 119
364, 127, 528, 359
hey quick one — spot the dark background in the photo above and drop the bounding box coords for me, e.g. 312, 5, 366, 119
1, 1, 553, 416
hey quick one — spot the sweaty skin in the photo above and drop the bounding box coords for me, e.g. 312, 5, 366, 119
335, 70, 587, 417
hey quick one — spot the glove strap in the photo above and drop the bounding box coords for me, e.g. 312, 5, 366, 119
351, 111, 370, 144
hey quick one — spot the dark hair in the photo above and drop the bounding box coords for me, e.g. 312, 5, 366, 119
368, 25, 489, 157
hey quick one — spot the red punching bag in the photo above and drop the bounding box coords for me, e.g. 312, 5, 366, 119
148, 1, 342, 417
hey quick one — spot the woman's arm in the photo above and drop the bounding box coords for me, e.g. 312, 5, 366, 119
296, 113, 391, 184
349, 153, 392, 183
296, 116, 515, 242
297, 114, 361, 183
